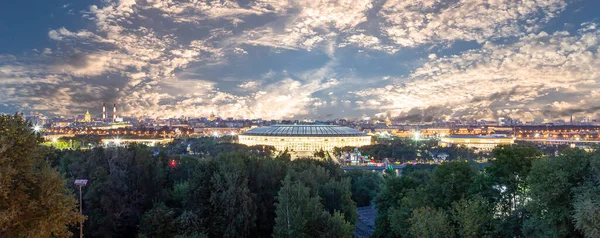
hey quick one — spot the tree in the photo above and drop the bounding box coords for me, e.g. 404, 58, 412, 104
486, 145, 539, 215
345, 170, 384, 206
138, 202, 176, 237
451, 196, 495, 238
572, 181, 600, 238
571, 152, 600, 238
408, 207, 454, 238
0, 114, 81, 237
524, 149, 591, 237
273, 176, 353, 238
273, 175, 320, 238
426, 161, 475, 209
210, 153, 257, 238
372, 176, 421, 238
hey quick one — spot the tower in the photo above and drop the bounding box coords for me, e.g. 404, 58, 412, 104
113, 103, 116, 122
102, 103, 106, 121
84, 110, 91, 122
209, 111, 216, 122
570, 115, 573, 124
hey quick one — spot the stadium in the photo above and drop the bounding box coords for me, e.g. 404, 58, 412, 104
238, 125, 371, 157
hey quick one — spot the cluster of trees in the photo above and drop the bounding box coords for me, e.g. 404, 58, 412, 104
51, 144, 364, 237
373, 145, 600, 238
0, 115, 81, 237
334, 138, 481, 163
2, 115, 385, 237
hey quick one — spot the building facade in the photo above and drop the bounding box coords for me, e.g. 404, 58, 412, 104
439, 135, 515, 151
238, 125, 371, 155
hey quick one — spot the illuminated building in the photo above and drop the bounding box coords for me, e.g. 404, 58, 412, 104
83, 110, 91, 123
439, 135, 514, 151
91, 122, 133, 130
208, 112, 216, 122
101, 138, 174, 147
238, 125, 371, 157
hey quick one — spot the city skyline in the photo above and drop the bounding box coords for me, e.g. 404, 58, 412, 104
1, 0, 600, 121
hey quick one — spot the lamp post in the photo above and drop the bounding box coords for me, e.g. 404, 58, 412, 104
74, 179, 88, 238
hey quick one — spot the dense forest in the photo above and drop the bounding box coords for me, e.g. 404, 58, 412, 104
372, 145, 600, 238
1, 114, 600, 237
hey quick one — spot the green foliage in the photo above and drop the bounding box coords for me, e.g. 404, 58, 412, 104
209, 153, 257, 237
451, 196, 495, 238
572, 181, 600, 238
372, 175, 421, 238
426, 161, 475, 209
373, 144, 600, 238
273, 176, 353, 238
0, 114, 81, 237
409, 207, 454, 238
345, 170, 383, 206
139, 202, 176, 237
486, 144, 540, 216
523, 149, 595, 237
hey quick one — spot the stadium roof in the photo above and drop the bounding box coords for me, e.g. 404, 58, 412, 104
241, 125, 367, 137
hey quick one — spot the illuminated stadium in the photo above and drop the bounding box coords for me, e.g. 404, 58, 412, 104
238, 125, 371, 156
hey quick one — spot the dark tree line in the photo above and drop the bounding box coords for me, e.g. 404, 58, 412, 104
372, 144, 600, 238
334, 138, 481, 163
47, 136, 368, 237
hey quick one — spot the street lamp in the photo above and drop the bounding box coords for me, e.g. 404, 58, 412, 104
74, 179, 88, 238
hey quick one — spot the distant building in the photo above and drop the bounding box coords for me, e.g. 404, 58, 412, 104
439, 135, 514, 151
83, 110, 91, 123
498, 117, 505, 126
238, 125, 371, 158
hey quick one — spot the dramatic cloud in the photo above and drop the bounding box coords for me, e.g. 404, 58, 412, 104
1, 0, 599, 121
380, 0, 568, 47
355, 23, 600, 121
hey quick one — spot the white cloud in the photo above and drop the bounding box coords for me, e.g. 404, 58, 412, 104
355, 26, 600, 120
4, 0, 600, 121
238, 0, 373, 51
380, 0, 568, 47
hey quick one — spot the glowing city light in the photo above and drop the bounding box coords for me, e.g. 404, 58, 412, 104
413, 131, 421, 141
32, 125, 41, 132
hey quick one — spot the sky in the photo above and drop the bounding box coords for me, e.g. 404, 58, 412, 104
1, 0, 600, 122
